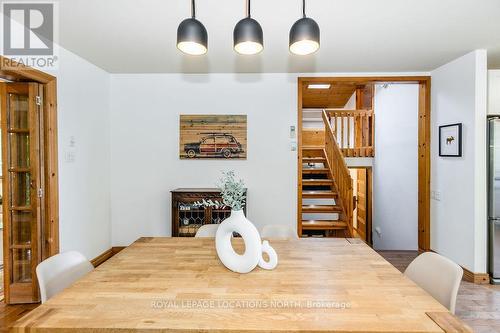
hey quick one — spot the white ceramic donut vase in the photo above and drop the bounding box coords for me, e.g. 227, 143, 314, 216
215, 210, 278, 273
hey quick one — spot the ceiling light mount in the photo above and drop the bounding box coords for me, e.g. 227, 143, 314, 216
289, 0, 320, 56
234, 0, 264, 55
177, 0, 208, 56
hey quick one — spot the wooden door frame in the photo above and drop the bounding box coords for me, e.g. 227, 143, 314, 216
0, 56, 59, 296
349, 166, 372, 246
297, 76, 431, 251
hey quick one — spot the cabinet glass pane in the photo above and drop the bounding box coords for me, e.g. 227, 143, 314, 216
8, 94, 29, 129
10, 211, 32, 246
9, 133, 30, 168
11, 248, 32, 283
211, 209, 231, 224
9, 172, 31, 207
6, 88, 35, 291
178, 203, 205, 236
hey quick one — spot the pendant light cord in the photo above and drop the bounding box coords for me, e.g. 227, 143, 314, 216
302, 0, 306, 18
247, 0, 251, 18
191, 0, 196, 18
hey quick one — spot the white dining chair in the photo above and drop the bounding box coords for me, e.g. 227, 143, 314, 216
260, 224, 298, 239
195, 224, 219, 237
36, 251, 94, 303
404, 252, 463, 314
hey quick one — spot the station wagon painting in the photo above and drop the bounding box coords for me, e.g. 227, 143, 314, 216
180, 115, 247, 159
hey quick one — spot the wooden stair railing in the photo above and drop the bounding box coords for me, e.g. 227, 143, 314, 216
325, 109, 375, 157
322, 110, 354, 237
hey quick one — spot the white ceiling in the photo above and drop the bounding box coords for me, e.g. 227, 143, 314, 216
58, 0, 500, 73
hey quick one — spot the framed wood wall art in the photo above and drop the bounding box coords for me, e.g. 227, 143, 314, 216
439, 123, 462, 157
179, 115, 247, 159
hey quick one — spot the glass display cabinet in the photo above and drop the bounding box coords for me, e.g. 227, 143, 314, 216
1, 83, 43, 304
171, 188, 247, 237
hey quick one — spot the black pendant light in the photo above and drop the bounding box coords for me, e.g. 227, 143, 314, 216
289, 0, 320, 55
233, 0, 263, 55
177, 0, 208, 55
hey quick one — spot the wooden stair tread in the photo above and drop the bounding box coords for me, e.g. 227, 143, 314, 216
302, 157, 325, 163
302, 179, 333, 187
302, 205, 342, 213
302, 147, 324, 153
303, 179, 332, 183
302, 168, 329, 174
302, 191, 338, 198
302, 220, 348, 230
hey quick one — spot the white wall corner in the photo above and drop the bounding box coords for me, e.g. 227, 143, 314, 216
474, 49, 488, 273
430, 50, 485, 273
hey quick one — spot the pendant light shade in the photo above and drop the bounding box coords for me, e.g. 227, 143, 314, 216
234, 0, 263, 55
289, 0, 320, 55
177, 0, 208, 55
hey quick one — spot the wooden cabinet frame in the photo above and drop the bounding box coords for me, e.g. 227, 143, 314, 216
298, 77, 431, 251
0, 56, 59, 303
171, 188, 247, 237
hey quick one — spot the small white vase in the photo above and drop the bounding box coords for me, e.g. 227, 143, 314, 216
215, 210, 278, 273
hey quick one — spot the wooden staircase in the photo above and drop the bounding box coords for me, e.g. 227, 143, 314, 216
300, 147, 349, 237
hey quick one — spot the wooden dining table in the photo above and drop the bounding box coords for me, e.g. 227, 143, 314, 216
11, 237, 472, 332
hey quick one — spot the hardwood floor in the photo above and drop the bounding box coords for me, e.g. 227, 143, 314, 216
0, 251, 499, 332
378, 250, 500, 333
0, 303, 38, 332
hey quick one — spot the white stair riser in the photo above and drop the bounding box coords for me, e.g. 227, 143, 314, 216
302, 198, 336, 206
302, 213, 340, 220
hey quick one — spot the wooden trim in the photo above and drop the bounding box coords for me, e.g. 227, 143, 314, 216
298, 76, 431, 249
301, 76, 431, 84
462, 266, 490, 284
418, 81, 431, 251
43, 79, 59, 258
1, 83, 10, 303
366, 167, 373, 246
112, 246, 126, 254
429, 249, 490, 284
0, 56, 55, 84
91, 247, 126, 268
297, 78, 303, 237
91, 249, 114, 268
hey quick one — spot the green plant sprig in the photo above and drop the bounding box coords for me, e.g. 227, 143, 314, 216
217, 170, 246, 211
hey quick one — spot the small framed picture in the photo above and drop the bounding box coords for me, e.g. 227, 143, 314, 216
439, 123, 462, 157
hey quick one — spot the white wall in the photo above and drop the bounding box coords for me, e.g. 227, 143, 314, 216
431, 50, 488, 273
373, 84, 419, 250
109, 74, 298, 245
489, 70, 500, 115
49, 48, 112, 260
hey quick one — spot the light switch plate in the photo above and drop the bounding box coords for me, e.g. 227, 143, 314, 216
65, 151, 76, 163
431, 190, 441, 201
